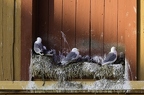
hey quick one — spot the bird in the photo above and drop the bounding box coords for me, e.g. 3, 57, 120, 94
60, 48, 80, 66
114, 52, 125, 65
102, 46, 117, 65
33, 37, 46, 55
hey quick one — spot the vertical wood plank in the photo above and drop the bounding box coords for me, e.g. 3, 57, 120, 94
139, 0, 144, 80
21, 0, 33, 80
117, 0, 126, 52
76, 0, 90, 55
104, 0, 118, 53
91, 0, 104, 56
2, 0, 14, 80
62, 0, 76, 53
0, 0, 3, 80
47, 0, 62, 52
14, 0, 21, 80
124, 0, 137, 80
36, 0, 48, 46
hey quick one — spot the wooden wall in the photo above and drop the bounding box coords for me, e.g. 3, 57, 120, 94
34, 0, 137, 80
139, 0, 144, 80
0, 0, 21, 81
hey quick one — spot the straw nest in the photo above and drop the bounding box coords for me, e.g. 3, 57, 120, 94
29, 54, 124, 81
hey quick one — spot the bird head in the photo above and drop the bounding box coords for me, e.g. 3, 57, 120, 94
111, 46, 116, 52
71, 48, 79, 52
36, 37, 42, 43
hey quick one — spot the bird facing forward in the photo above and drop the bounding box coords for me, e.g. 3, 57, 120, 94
34, 37, 46, 55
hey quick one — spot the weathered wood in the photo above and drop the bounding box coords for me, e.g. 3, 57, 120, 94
2, 0, 14, 81
124, 0, 137, 80
139, 0, 144, 80
21, 0, 33, 80
117, 0, 126, 53
14, 0, 21, 81
62, 0, 76, 51
36, 0, 48, 46
48, 0, 62, 52
91, 0, 104, 56
0, 81, 143, 94
104, 0, 118, 53
0, 0, 3, 80
76, 0, 90, 55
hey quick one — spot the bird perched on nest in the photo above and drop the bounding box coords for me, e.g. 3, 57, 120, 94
114, 52, 125, 65
34, 37, 49, 55
102, 46, 117, 65
60, 48, 80, 66
34, 37, 55, 56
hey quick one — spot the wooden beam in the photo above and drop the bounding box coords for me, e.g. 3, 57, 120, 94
21, 0, 33, 80
139, 0, 144, 80
14, 0, 21, 81
0, 81, 143, 94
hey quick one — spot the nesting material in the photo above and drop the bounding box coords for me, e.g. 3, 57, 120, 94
30, 54, 124, 81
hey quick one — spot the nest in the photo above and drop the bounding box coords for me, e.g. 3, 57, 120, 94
29, 54, 124, 82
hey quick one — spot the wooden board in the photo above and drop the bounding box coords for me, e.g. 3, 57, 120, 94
91, 0, 104, 56
0, 81, 143, 94
21, 0, 33, 80
62, 0, 76, 53
2, 0, 14, 81
76, 0, 90, 55
47, 0, 62, 53
104, 0, 118, 53
0, 0, 3, 80
14, 0, 21, 80
124, 0, 137, 80
139, 0, 144, 80
36, 0, 49, 46
117, 0, 126, 52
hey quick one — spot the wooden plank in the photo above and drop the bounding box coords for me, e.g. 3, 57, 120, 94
76, 0, 90, 55
139, 0, 144, 80
0, 0, 3, 80
104, 0, 118, 53
21, 0, 33, 80
14, 0, 21, 80
117, 0, 126, 53
36, 0, 48, 46
124, 0, 137, 80
2, 0, 14, 81
62, 0, 76, 53
0, 81, 143, 94
91, 0, 104, 56
47, 0, 62, 52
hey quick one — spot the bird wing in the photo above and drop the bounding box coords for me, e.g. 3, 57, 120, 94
34, 43, 44, 53
65, 52, 77, 61
103, 52, 117, 63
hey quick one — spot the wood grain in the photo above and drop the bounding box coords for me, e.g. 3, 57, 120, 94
14, 0, 21, 81
2, 0, 14, 81
76, 0, 90, 55
91, 0, 104, 56
21, 0, 33, 80
104, 0, 118, 53
139, 0, 144, 80
62, 0, 76, 53
0, 0, 3, 80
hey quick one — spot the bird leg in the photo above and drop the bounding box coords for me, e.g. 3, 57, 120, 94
41, 73, 45, 86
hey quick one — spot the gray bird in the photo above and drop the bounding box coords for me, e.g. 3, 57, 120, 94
34, 37, 46, 55
61, 48, 79, 66
102, 46, 117, 65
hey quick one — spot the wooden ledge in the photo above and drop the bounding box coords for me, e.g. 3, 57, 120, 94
0, 81, 144, 93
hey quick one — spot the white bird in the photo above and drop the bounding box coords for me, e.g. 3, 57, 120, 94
34, 37, 46, 55
61, 48, 79, 66
102, 46, 117, 65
